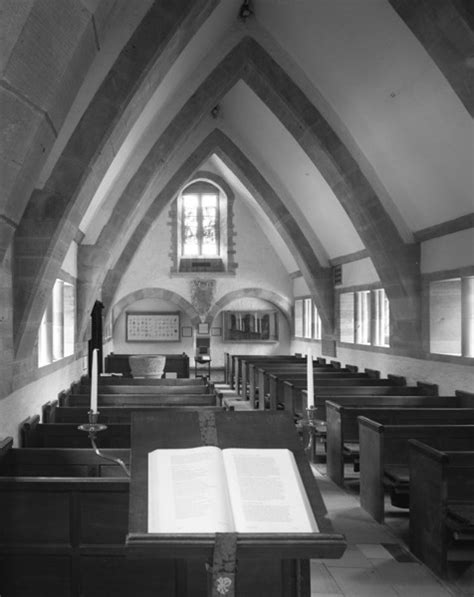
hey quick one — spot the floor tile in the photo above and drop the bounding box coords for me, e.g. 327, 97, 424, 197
326, 566, 400, 596
310, 562, 343, 593
313, 545, 373, 568
357, 543, 394, 560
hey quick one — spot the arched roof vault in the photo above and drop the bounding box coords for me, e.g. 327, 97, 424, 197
14, 35, 421, 360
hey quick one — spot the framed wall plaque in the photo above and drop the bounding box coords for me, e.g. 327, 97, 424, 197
126, 312, 180, 342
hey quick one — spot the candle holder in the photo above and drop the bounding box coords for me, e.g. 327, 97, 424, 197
298, 406, 326, 463
78, 411, 131, 477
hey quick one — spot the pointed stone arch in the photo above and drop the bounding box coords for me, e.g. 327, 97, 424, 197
89, 37, 421, 353
14, 33, 421, 361
97, 128, 332, 342
11, 0, 219, 359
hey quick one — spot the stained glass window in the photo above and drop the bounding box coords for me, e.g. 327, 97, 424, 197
181, 190, 219, 256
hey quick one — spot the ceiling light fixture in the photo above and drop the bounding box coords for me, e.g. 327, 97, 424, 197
239, 0, 253, 22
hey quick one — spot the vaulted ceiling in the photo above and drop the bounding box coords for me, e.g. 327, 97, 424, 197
1, 0, 472, 361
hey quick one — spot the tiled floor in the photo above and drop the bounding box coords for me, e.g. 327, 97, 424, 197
215, 381, 474, 597
310, 466, 461, 597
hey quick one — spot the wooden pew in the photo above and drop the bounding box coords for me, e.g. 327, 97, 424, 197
237, 355, 309, 396
326, 395, 474, 486
230, 354, 316, 393
249, 365, 366, 410
282, 380, 437, 420
74, 375, 208, 389
26, 400, 230, 446
358, 418, 474, 522
20, 416, 131, 448
44, 401, 232, 424
409, 440, 474, 578
0, 437, 129, 477
0, 438, 179, 596
254, 367, 381, 411
67, 383, 214, 395
58, 391, 222, 408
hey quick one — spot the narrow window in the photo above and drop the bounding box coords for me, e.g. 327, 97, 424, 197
303, 298, 312, 339
313, 304, 322, 340
356, 290, 371, 345
294, 299, 303, 338
374, 289, 390, 347
38, 279, 75, 367
430, 278, 462, 356
340, 292, 355, 343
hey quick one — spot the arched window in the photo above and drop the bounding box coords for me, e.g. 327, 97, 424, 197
169, 176, 236, 275
181, 183, 219, 257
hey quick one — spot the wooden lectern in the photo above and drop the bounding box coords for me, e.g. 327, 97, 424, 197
126, 410, 345, 597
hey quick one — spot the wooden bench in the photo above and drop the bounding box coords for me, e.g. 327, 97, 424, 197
0, 438, 179, 596
258, 367, 386, 411
66, 383, 214, 395
326, 395, 474, 486
0, 437, 129, 477
282, 378, 431, 419
238, 356, 311, 396
230, 354, 312, 393
20, 416, 131, 448
58, 391, 222, 408
44, 402, 232, 424
409, 440, 474, 578
358, 418, 474, 522
80, 375, 206, 386
249, 366, 368, 410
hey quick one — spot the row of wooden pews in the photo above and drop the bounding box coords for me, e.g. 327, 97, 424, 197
0, 375, 229, 596
0, 372, 348, 596
226, 352, 474, 580
40, 375, 223, 429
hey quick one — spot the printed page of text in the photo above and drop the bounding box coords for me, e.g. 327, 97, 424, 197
222, 448, 319, 533
148, 446, 235, 533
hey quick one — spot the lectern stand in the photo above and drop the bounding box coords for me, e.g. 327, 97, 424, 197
126, 410, 345, 597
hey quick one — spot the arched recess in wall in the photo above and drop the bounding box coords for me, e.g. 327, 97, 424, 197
108, 288, 201, 336
205, 288, 292, 331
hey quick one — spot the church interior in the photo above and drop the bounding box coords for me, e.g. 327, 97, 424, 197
0, 1, 473, 595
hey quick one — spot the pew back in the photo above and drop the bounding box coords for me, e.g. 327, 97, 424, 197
0, 476, 179, 596
409, 440, 474, 577
326, 403, 474, 486
358, 419, 474, 522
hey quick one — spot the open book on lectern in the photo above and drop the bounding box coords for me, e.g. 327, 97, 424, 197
148, 446, 319, 534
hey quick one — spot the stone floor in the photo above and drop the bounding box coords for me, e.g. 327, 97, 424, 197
214, 380, 474, 597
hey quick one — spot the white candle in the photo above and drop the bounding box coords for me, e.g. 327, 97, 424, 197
90, 348, 98, 414
306, 348, 314, 408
